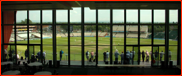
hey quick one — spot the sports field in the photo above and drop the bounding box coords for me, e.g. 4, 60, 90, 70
7, 37, 178, 62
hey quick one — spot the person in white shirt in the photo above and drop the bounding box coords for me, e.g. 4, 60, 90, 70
168, 50, 172, 61
145, 50, 149, 62
43, 52, 46, 64
106, 51, 109, 61
86, 51, 90, 61
4, 49, 7, 59
160, 51, 165, 62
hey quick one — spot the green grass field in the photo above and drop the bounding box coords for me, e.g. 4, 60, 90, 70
7, 37, 178, 62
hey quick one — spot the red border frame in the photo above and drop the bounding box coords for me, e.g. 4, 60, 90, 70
0, 0, 181, 76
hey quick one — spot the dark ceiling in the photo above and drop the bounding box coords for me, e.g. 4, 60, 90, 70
1, 1, 181, 10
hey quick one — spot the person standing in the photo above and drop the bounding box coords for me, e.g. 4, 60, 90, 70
160, 51, 164, 62
155, 50, 159, 60
106, 51, 109, 62
43, 51, 46, 64
141, 50, 145, 62
86, 51, 89, 61
114, 49, 119, 63
169, 50, 172, 61
120, 52, 124, 64
60, 50, 64, 61
91, 51, 94, 62
103, 51, 106, 62
130, 51, 133, 64
8, 50, 12, 59
25, 49, 28, 60
145, 50, 149, 62
126, 50, 130, 64
37, 51, 41, 62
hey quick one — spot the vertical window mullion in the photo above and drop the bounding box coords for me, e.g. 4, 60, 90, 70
68, 9, 70, 66
138, 9, 140, 65
165, 9, 169, 67
40, 10, 43, 63
81, 6, 84, 67
96, 8, 98, 66
177, 9, 181, 65
151, 9, 154, 66
110, 9, 113, 64
124, 9, 126, 64
27, 10, 29, 61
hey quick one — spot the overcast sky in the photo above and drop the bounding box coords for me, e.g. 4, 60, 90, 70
16, 7, 178, 23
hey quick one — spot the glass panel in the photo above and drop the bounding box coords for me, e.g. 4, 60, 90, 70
56, 10, 68, 24
84, 46, 96, 65
70, 25, 81, 45
84, 25, 96, 45
29, 46, 34, 61
126, 25, 138, 45
56, 25, 68, 45
113, 25, 124, 45
126, 9, 138, 24
169, 46, 177, 65
4, 25, 15, 44
113, 9, 124, 24
85, 7, 96, 24
16, 11, 27, 24
70, 46, 81, 65
112, 46, 124, 64
154, 10, 165, 24
34, 46, 40, 62
98, 25, 110, 45
43, 45, 53, 61
153, 25, 165, 45
17, 45, 27, 60
43, 10, 52, 24
70, 8, 81, 24
29, 25, 41, 44
98, 9, 110, 24
98, 46, 110, 64
169, 10, 178, 24
140, 25, 151, 45
133, 47, 139, 65
16, 25, 27, 44
152, 46, 159, 66
57, 46, 68, 65
43, 25, 52, 45
140, 10, 151, 24
29, 10, 40, 24
169, 25, 178, 45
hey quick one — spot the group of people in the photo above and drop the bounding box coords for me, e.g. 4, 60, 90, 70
4, 49, 19, 61
86, 51, 96, 62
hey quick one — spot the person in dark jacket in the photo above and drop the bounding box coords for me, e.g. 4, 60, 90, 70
120, 52, 124, 64
103, 51, 106, 62
60, 50, 64, 61
141, 50, 145, 62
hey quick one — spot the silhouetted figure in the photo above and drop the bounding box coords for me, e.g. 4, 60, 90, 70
141, 50, 145, 62
103, 51, 106, 62
60, 50, 64, 61
120, 52, 124, 64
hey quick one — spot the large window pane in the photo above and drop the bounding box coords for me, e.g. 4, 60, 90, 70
169, 10, 178, 24
98, 46, 110, 64
43, 25, 52, 45
16, 25, 27, 44
153, 25, 165, 45
140, 25, 151, 45
85, 7, 96, 24
140, 10, 151, 24
29, 10, 40, 24
84, 25, 96, 45
169, 25, 178, 45
154, 10, 165, 24
126, 25, 138, 45
113, 10, 124, 24
126, 9, 138, 24
16, 11, 27, 24
98, 25, 110, 45
57, 46, 68, 65
113, 25, 124, 45
98, 10, 110, 24
17, 45, 27, 60
70, 25, 81, 45
29, 25, 41, 44
43, 10, 52, 24
56, 25, 68, 45
56, 10, 68, 24
70, 8, 81, 24
70, 46, 81, 65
